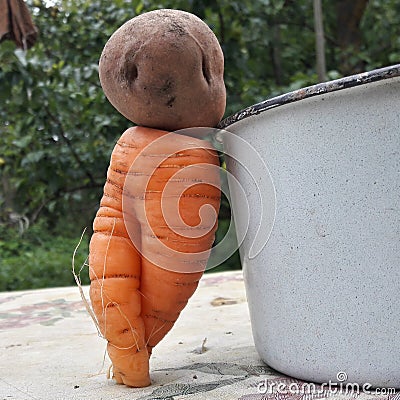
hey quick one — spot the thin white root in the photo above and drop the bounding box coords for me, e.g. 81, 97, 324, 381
201, 337, 207, 353
107, 363, 113, 380
137, 289, 169, 350
101, 219, 116, 312
145, 317, 168, 350
102, 300, 141, 352
72, 227, 102, 337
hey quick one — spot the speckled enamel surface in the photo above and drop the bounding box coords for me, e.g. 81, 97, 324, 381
222, 66, 400, 387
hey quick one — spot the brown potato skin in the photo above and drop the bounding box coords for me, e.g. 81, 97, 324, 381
99, 9, 226, 131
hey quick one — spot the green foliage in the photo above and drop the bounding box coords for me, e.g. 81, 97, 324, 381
0, 222, 89, 291
360, 0, 400, 69
0, 1, 132, 231
1, 0, 399, 290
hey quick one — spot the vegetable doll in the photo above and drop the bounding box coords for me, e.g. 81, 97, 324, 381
88, 9, 226, 387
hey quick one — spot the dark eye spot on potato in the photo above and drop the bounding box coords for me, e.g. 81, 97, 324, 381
125, 63, 138, 84
202, 57, 210, 85
166, 96, 176, 107
161, 78, 173, 93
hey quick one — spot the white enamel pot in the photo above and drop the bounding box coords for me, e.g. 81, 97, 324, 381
220, 65, 400, 388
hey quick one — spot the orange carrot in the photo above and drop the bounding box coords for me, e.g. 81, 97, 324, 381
89, 126, 220, 387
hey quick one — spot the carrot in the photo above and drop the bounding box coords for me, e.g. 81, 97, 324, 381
88, 126, 220, 387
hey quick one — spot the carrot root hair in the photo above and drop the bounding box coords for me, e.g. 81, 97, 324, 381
72, 227, 103, 338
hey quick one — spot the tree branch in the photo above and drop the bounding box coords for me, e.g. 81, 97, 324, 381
29, 181, 103, 224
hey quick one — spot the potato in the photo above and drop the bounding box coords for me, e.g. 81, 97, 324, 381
99, 9, 226, 132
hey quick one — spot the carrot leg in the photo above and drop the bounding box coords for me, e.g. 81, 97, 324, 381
89, 210, 150, 387
140, 257, 203, 353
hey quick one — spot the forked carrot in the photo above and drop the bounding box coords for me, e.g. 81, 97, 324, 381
88, 126, 221, 386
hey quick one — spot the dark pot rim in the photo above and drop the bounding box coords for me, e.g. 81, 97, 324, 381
218, 64, 400, 129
